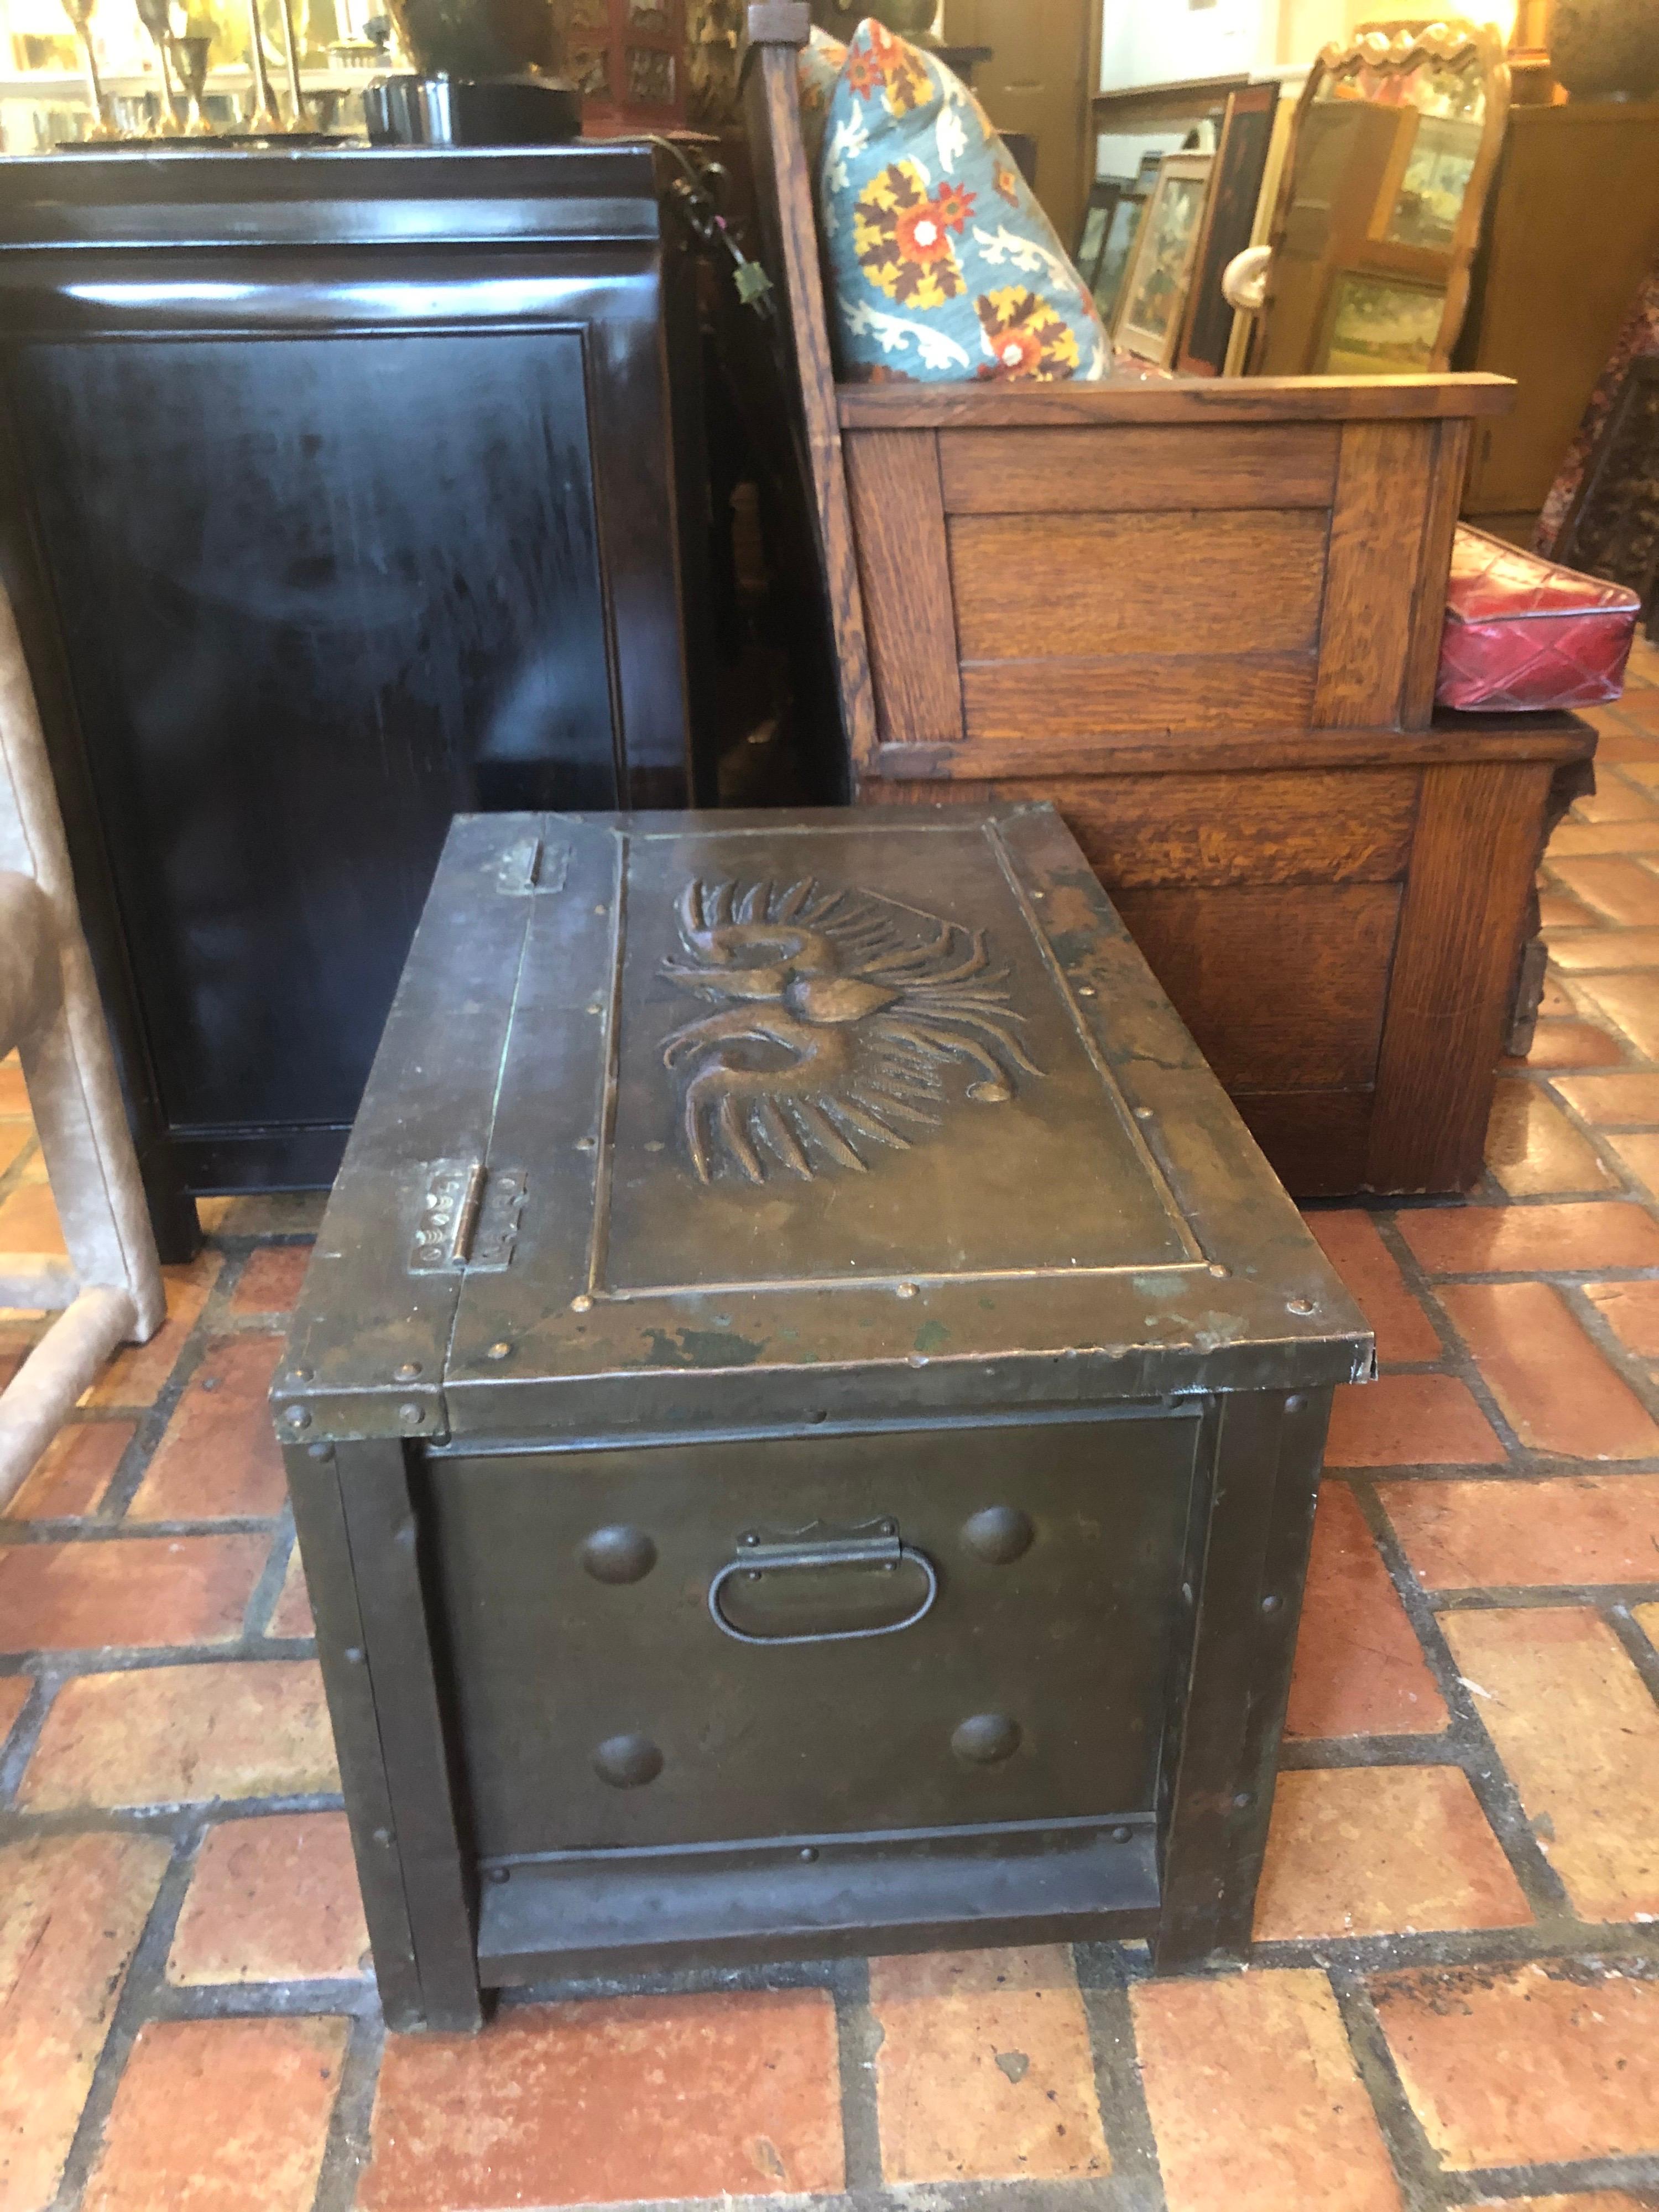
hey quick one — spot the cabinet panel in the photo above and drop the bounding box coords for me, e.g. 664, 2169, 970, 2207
15, 328, 614, 1133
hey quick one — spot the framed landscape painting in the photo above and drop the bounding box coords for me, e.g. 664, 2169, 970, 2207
1317, 268, 1445, 374
1114, 153, 1214, 367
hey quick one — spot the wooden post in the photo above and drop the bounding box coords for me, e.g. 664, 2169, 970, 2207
741, 1, 880, 778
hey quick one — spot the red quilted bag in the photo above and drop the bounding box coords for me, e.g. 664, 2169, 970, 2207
1437, 524, 1640, 712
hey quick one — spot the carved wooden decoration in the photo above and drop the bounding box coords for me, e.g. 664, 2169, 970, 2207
660, 878, 1041, 1182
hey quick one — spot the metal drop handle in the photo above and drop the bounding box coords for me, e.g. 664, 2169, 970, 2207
708, 1524, 938, 1646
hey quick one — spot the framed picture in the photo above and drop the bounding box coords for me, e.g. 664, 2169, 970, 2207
1113, 153, 1214, 367
1316, 267, 1445, 374
1375, 111, 1483, 253
1074, 178, 1129, 291
1176, 83, 1279, 378
1093, 189, 1151, 326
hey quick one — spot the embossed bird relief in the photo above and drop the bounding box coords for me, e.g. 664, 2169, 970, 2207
660, 877, 1043, 1182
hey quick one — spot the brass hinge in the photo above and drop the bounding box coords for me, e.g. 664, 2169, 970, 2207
409, 1160, 527, 1275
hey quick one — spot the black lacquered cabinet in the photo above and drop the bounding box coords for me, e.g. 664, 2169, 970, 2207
0, 144, 708, 1248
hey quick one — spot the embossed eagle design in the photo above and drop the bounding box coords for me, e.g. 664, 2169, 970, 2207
660, 877, 1042, 1183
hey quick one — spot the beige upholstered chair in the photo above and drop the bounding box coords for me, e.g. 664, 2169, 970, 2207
0, 583, 163, 1503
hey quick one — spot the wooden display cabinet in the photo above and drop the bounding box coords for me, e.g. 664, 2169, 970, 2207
569, 0, 689, 128
1459, 100, 1659, 516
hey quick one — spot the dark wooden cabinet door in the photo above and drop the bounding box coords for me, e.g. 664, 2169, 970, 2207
0, 145, 705, 1224
16, 327, 617, 1137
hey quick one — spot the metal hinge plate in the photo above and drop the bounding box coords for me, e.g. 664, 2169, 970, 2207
409, 1160, 527, 1275
497, 837, 571, 896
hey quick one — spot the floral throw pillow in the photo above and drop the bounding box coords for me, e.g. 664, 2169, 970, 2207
797, 25, 847, 174
813, 20, 1111, 384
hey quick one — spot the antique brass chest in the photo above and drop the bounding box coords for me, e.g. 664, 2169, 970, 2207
275, 805, 1370, 2031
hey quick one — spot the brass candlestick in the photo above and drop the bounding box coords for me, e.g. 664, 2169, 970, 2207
244, 0, 285, 127
60, 0, 121, 137
133, 0, 184, 132
274, 0, 312, 129
169, 27, 213, 130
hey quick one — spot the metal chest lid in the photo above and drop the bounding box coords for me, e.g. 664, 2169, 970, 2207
278, 806, 1371, 1444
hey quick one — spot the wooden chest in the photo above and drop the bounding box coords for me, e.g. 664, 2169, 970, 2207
275, 804, 1370, 2032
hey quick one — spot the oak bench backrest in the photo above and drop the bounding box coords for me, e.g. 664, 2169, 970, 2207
739, 1, 1515, 788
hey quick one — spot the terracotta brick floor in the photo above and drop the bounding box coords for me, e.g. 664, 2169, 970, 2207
4, 646, 1659, 2212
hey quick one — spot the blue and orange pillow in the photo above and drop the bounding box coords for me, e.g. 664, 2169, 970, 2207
797, 24, 846, 172
802, 19, 1112, 385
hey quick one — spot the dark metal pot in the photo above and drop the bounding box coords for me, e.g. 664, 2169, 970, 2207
1550, 0, 1659, 98
383, 0, 568, 79
810, 0, 940, 42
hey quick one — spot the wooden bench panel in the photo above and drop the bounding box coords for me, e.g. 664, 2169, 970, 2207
1010, 770, 1420, 888
1368, 758, 1555, 1189
1112, 883, 1402, 1092
961, 654, 1317, 740
1234, 1091, 1376, 1198
938, 424, 1341, 515
863, 767, 1418, 886
843, 430, 963, 747
1313, 419, 1437, 731
951, 510, 1328, 663
838, 374, 1516, 428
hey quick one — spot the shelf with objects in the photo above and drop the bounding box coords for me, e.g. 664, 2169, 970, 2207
0, 0, 392, 146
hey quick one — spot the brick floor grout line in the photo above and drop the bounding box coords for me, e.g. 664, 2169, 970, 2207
1429, 1579, 1659, 1609
307, 2005, 385, 2212
0, 1794, 348, 1844
1335, 1456, 1659, 1479
1248, 1923, 1659, 1978
1431, 2148, 1659, 2204
243, 1510, 298, 1641
95, 1272, 234, 1524
830, 1953, 884, 2195
213, 1244, 260, 1312
1326, 1965, 1449, 2212
505, 1954, 847, 2008
1365, 1215, 1531, 1467
0, 1661, 55, 1808
1416, 1261, 1659, 1465
1396, 1261, 1659, 1281
92, 1391, 194, 1525
1606, 1599, 1659, 1717
472, 1958, 1160, 2212
45, 1814, 204, 2212
1334, 1963, 1659, 2207
1279, 1732, 1460, 1771
1558, 1274, 1659, 1413
0, 1413, 149, 1532
1379, 1182, 1659, 1217
1367, 1139, 1659, 1452
1071, 1945, 1166, 2210
322, 2180, 1160, 2212
1348, 1480, 1575, 1928
142, 1975, 379, 2023
0, 1515, 286, 1547
0, 1126, 39, 1212
0, 1620, 328, 1679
